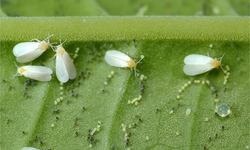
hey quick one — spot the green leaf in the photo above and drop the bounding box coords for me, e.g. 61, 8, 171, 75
2, 0, 249, 16
0, 7, 7, 17
0, 16, 249, 150
228, 0, 250, 16
0, 0, 108, 16
0, 17, 248, 42
0, 0, 249, 149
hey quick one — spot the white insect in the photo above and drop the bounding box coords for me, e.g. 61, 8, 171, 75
183, 54, 224, 76
104, 50, 144, 75
186, 108, 191, 115
13, 35, 53, 63
54, 44, 76, 83
14, 65, 53, 81
21, 147, 39, 150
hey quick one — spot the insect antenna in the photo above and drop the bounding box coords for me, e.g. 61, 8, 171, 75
133, 55, 144, 77
13, 62, 20, 78
136, 55, 145, 65
219, 53, 226, 72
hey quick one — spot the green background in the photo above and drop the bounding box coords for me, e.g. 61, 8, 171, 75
0, 0, 249, 150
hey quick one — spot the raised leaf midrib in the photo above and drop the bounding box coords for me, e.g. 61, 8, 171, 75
0, 17, 248, 43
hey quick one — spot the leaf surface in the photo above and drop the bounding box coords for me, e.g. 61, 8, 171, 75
0, 0, 249, 150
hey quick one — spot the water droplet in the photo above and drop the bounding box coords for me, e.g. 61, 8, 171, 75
216, 103, 230, 117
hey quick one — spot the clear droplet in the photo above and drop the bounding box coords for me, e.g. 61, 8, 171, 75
216, 103, 230, 117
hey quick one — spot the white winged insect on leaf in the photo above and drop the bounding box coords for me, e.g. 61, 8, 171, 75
54, 43, 76, 83
14, 63, 53, 82
13, 35, 53, 63
183, 54, 225, 76
104, 50, 144, 75
21, 147, 39, 150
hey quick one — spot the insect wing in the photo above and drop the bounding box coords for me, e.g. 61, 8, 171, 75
184, 54, 212, 65
21, 147, 39, 150
183, 64, 213, 76
105, 50, 131, 67
22, 66, 52, 81
56, 54, 69, 83
13, 42, 40, 57
13, 42, 45, 63
16, 48, 45, 63
62, 51, 76, 79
